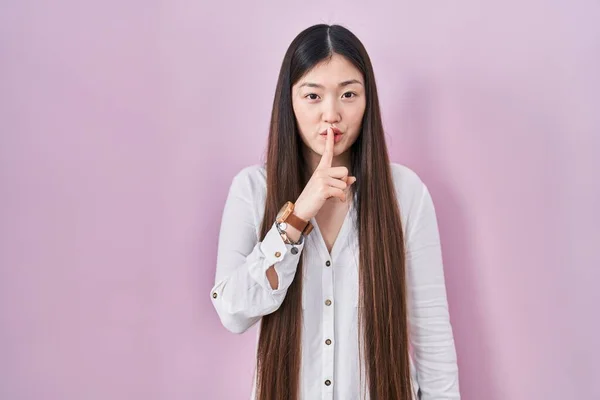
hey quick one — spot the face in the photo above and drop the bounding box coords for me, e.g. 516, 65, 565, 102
292, 53, 366, 164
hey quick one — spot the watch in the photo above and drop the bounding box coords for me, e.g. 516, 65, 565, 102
276, 201, 314, 236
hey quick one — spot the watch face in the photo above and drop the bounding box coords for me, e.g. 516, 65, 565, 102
276, 204, 287, 220
276, 201, 292, 221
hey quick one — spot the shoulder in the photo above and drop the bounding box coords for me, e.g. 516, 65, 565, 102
389, 162, 430, 227
389, 162, 427, 199
232, 163, 267, 184
228, 163, 268, 198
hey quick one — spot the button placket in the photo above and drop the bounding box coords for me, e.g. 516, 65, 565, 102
322, 257, 335, 397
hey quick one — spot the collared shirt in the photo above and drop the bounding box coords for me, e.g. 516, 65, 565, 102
210, 162, 461, 400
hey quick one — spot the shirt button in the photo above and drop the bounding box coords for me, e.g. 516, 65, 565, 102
325, 299, 332, 306
325, 379, 332, 386
212, 292, 217, 299
274, 251, 281, 258
325, 339, 332, 345
325, 260, 331, 267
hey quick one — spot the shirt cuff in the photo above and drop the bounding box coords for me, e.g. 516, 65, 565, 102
254, 221, 305, 292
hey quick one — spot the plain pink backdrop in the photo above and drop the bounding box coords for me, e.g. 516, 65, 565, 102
1, 1, 599, 399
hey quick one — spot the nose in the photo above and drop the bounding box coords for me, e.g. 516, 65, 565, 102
322, 97, 341, 124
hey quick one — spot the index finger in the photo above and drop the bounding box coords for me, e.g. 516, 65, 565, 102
317, 126, 334, 169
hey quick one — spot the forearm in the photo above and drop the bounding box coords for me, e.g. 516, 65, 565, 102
212, 221, 306, 332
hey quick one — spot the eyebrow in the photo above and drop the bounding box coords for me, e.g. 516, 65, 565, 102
298, 79, 363, 89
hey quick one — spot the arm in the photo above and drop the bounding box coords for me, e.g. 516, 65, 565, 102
406, 184, 461, 399
210, 169, 305, 334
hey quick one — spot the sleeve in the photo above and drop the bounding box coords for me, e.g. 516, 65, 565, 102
406, 183, 461, 399
209, 169, 306, 334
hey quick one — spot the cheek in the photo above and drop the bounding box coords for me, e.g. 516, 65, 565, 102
294, 102, 319, 128
297, 100, 315, 115
345, 102, 366, 125
291, 102, 311, 142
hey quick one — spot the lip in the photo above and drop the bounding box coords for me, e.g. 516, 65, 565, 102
320, 129, 344, 143
319, 127, 343, 136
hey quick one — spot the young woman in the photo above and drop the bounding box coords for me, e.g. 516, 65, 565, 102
210, 24, 460, 400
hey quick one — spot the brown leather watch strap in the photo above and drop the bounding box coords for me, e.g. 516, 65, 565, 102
285, 212, 313, 236
302, 221, 314, 236
284, 212, 307, 232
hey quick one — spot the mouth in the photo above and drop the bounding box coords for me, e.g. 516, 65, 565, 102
320, 127, 343, 137
320, 127, 344, 143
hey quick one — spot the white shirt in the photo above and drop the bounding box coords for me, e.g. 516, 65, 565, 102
210, 162, 461, 400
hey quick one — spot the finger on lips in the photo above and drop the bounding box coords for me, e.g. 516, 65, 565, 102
319, 127, 357, 190
318, 127, 334, 169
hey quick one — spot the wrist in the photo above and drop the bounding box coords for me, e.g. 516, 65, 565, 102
292, 202, 311, 222
280, 223, 302, 244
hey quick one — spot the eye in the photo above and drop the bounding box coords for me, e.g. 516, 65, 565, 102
342, 92, 357, 99
305, 93, 320, 100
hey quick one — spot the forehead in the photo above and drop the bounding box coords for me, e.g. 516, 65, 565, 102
296, 54, 363, 86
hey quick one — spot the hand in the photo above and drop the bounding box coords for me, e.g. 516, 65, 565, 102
293, 126, 357, 221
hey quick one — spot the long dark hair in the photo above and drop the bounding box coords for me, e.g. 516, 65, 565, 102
256, 24, 412, 400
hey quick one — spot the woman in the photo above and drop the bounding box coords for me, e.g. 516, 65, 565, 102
210, 24, 460, 400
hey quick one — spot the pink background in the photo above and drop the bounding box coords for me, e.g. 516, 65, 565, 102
1, 1, 599, 399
